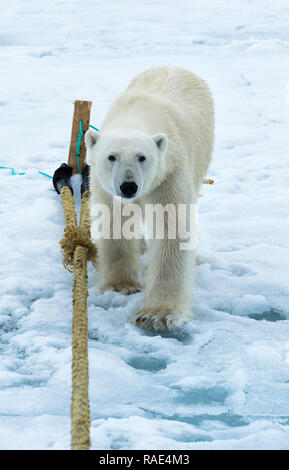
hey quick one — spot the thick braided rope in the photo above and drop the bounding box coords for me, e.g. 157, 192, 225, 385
59, 187, 96, 272
71, 242, 90, 450
60, 186, 77, 228
59, 186, 91, 450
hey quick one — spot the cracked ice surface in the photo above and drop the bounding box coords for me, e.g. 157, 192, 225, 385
0, 0, 289, 450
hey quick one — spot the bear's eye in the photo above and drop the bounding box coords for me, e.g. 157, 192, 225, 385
138, 155, 146, 162
108, 155, 116, 162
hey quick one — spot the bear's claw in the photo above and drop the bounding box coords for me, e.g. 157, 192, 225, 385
128, 308, 187, 331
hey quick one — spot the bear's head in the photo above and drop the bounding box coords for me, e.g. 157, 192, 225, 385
85, 129, 168, 201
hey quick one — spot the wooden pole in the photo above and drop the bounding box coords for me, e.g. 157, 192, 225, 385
68, 100, 92, 175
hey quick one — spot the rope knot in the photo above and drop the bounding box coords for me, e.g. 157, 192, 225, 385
60, 226, 97, 271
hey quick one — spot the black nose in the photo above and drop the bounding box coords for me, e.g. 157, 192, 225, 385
120, 181, 138, 198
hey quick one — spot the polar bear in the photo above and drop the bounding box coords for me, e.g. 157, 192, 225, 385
85, 66, 214, 330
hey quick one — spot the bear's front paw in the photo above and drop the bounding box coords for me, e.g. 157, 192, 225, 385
128, 307, 190, 331
99, 279, 141, 295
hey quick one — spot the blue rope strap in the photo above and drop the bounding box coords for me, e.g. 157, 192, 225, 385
0, 166, 52, 178
75, 119, 83, 176
76, 121, 99, 176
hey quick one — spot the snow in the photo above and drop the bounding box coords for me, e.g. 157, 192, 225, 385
1, 0, 289, 450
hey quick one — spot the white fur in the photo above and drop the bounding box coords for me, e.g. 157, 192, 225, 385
86, 66, 214, 331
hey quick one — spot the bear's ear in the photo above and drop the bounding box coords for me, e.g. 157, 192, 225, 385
152, 133, 168, 153
85, 129, 100, 148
